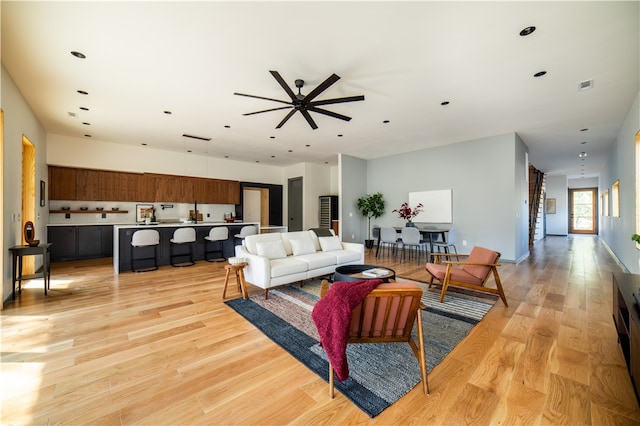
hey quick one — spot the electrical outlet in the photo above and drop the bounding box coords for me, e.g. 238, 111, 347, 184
351, 234, 355, 239
462, 240, 467, 246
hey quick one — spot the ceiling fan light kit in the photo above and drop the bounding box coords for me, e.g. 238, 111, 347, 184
234, 70, 365, 130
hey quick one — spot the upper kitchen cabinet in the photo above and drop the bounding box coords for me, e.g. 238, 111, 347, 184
76, 169, 143, 201
193, 178, 240, 204
48, 166, 77, 200
153, 174, 194, 203
137, 173, 156, 202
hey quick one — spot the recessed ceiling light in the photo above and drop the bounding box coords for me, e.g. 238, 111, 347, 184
581, 141, 587, 144
324, 161, 329, 164
163, 110, 172, 115
70, 51, 86, 59
79, 107, 89, 111
441, 101, 450, 106
84, 134, 92, 138
519, 26, 536, 36
288, 150, 293, 153
255, 160, 260, 163
305, 144, 311, 147
534, 71, 547, 78
187, 150, 192, 153
224, 125, 230, 128
271, 155, 276, 158
224, 155, 229, 158
141, 143, 147, 146
82, 122, 90, 125
580, 128, 588, 132
77, 90, 89, 95
337, 134, 343, 137
383, 120, 390, 124
270, 136, 275, 139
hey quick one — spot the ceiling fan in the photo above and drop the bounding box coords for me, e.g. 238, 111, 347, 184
234, 70, 364, 130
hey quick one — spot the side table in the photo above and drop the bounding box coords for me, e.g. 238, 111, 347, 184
223, 262, 248, 299
8, 243, 52, 299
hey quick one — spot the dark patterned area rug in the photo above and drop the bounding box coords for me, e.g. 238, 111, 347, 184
225, 279, 496, 417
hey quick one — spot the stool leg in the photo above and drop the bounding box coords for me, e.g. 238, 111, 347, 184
222, 268, 232, 299
238, 269, 248, 299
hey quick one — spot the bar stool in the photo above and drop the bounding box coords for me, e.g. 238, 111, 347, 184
170, 227, 196, 267
234, 225, 258, 246
205, 226, 228, 262
131, 229, 160, 272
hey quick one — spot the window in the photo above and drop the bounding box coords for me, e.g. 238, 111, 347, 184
612, 180, 620, 217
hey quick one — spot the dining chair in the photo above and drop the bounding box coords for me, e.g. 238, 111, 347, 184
314, 279, 429, 398
400, 227, 427, 262
432, 226, 458, 256
376, 227, 399, 258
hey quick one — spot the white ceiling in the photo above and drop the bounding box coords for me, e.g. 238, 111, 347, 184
2, 1, 638, 178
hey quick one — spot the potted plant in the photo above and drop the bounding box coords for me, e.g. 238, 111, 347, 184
357, 192, 385, 248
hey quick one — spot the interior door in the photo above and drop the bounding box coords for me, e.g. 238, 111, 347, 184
288, 177, 303, 231
569, 188, 597, 234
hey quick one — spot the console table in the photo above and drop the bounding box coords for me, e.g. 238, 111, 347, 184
612, 271, 640, 402
9, 243, 52, 299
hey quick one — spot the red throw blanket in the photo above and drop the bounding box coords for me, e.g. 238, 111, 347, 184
312, 279, 383, 381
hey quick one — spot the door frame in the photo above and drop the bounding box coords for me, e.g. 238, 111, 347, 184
568, 187, 598, 234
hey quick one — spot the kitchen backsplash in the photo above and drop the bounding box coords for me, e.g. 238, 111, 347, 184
48, 201, 236, 225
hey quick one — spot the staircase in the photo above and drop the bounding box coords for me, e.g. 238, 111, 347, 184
528, 164, 545, 246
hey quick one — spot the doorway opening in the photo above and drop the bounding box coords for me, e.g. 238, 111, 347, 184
569, 188, 597, 234
243, 187, 269, 227
22, 135, 36, 273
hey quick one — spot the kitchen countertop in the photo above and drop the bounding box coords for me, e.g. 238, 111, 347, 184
47, 221, 246, 227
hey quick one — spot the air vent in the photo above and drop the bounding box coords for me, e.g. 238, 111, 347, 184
182, 133, 211, 141
579, 79, 594, 91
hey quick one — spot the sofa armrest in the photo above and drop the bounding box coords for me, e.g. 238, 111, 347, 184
235, 245, 271, 289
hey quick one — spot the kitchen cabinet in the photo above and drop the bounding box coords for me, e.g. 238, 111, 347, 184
49, 166, 240, 204
48, 225, 114, 261
48, 166, 77, 200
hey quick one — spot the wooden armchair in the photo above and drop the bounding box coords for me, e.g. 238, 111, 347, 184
318, 280, 429, 398
425, 246, 508, 306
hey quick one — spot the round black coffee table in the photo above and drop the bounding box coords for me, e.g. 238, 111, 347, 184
333, 264, 396, 282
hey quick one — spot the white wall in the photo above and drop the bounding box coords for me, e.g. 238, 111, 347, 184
47, 134, 284, 184
600, 92, 640, 273
2, 65, 48, 304
545, 175, 569, 235
339, 154, 367, 243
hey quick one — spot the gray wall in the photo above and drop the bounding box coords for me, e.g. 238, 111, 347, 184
339, 154, 367, 244
360, 132, 528, 262
600, 92, 640, 273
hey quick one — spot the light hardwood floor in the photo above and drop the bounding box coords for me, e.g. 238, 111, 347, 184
2, 235, 640, 425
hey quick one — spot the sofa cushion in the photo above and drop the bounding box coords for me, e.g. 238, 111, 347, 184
295, 252, 337, 270
319, 236, 342, 252
290, 237, 317, 256
281, 231, 317, 256
270, 257, 309, 278
244, 233, 284, 255
256, 240, 287, 260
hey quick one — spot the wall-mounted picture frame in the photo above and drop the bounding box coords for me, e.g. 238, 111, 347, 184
546, 198, 556, 214
136, 204, 154, 222
40, 180, 46, 207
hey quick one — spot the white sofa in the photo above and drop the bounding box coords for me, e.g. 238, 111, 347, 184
235, 230, 364, 298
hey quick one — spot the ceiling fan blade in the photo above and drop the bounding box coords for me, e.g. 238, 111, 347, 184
307, 106, 352, 122
309, 95, 365, 107
234, 92, 291, 106
303, 73, 340, 103
275, 109, 298, 129
300, 109, 318, 129
243, 106, 293, 116
269, 70, 297, 101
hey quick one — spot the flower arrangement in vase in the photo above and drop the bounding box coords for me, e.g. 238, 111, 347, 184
393, 202, 423, 226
